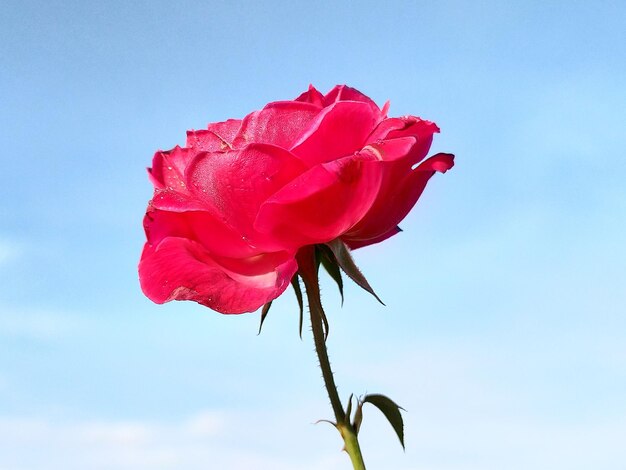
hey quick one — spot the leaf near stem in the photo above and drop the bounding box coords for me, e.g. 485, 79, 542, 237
362, 394, 405, 449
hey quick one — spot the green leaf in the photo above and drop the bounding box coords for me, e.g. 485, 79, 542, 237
317, 245, 344, 305
362, 393, 405, 449
325, 239, 384, 305
291, 276, 304, 339
257, 301, 272, 334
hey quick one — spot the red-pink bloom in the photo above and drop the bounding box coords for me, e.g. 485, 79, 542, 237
139, 85, 453, 314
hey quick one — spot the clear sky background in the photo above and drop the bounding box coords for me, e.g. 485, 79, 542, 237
1, 1, 625, 469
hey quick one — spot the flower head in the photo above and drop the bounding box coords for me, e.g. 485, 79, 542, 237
139, 85, 453, 313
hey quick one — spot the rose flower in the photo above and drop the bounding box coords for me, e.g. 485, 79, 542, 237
139, 85, 453, 314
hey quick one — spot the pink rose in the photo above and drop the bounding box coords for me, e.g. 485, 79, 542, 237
139, 85, 453, 314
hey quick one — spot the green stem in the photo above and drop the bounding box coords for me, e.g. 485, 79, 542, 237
297, 247, 366, 470
339, 424, 366, 470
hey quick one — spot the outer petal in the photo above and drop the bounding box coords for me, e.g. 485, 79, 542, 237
345, 226, 401, 250
295, 84, 325, 107
340, 119, 444, 243
150, 189, 207, 212
368, 116, 439, 141
362, 136, 418, 163
139, 237, 298, 314
148, 146, 206, 212
339, 136, 416, 241
254, 154, 383, 247
186, 131, 230, 152
148, 146, 195, 190
186, 119, 242, 151
231, 101, 321, 149
385, 118, 440, 168
186, 143, 308, 248
143, 208, 258, 259
366, 117, 408, 143
368, 117, 440, 168
323, 85, 381, 113
344, 153, 455, 246
290, 101, 380, 166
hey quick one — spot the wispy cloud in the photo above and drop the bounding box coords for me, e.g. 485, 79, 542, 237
0, 410, 345, 470
0, 306, 83, 340
343, 340, 626, 470
1, 339, 624, 470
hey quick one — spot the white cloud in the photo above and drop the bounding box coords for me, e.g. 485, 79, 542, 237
0, 306, 82, 340
182, 410, 225, 436
79, 421, 156, 446
0, 410, 345, 470
339, 339, 626, 470
1, 342, 625, 470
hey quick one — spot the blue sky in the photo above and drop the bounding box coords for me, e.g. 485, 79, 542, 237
1, 0, 625, 468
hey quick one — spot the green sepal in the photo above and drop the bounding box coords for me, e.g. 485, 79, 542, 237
320, 301, 330, 342
317, 245, 344, 305
309, 248, 330, 340
314, 419, 337, 428
295, 248, 331, 341
345, 393, 354, 423
362, 393, 405, 449
291, 275, 304, 339
353, 400, 364, 434
257, 301, 273, 334
325, 239, 384, 305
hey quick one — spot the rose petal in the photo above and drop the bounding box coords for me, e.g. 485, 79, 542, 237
362, 136, 417, 162
186, 143, 308, 248
368, 117, 440, 164
186, 119, 242, 151
366, 117, 409, 143
345, 136, 419, 232
254, 154, 383, 247
207, 119, 242, 141
344, 226, 402, 250
385, 118, 440, 168
149, 189, 207, 212
380, 100, 390, 117
143, 208, 258, 259
139, 237, 298, 314
186, 131, 230, 152
323, 85, 381, 112
290, 101, 380, 166
346, 119, 442, 238
344, 153, 454, 243
295, 84, 325, 107
232, 101, 321, 149
148, 146, 195, 190
147, 146, 205, 212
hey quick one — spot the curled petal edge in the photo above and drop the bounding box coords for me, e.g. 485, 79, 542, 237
139, 237, 298, 314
